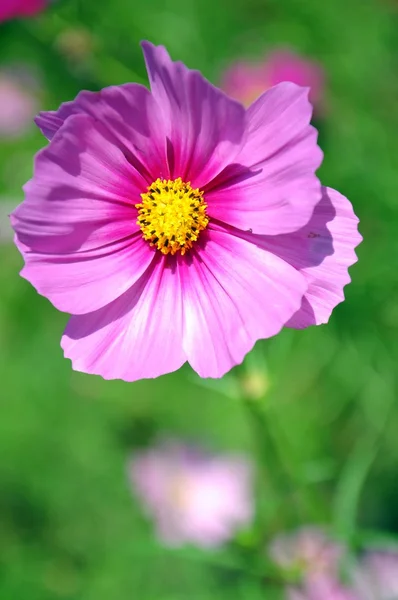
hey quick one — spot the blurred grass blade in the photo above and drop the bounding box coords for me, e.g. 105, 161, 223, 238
333, 364, 395, 542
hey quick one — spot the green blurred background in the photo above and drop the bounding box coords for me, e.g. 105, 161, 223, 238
1, 0, 398, 598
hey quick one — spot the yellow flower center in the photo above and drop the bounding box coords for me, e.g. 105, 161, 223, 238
135, 177, 209, 255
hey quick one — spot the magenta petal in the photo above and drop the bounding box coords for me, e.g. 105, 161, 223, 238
35, 83, 167, 180
35, 110, 64, 140
141, 41, 245, 188
179, 227, 307, 378
261, 187, 362, 328
206, 83, 323, 235
11, 113, 154, 315
0, 0, 45, 21
61, 256, 186, 382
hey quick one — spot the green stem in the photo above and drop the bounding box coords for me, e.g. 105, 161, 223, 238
243, 396, 296, 536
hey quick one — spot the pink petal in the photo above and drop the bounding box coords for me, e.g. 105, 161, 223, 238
263, 187, 362, 327
11, 113, 154, 315
179, 226, 307, 378
35, 83, 167, 180
206, 83, 323, 235
61, 255, 186, 381
141, 41, 245, 188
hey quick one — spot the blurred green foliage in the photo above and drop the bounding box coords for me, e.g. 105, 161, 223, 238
1, 0, 398, 598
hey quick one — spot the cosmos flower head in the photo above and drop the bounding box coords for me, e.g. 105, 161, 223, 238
0, 0, 46, 22
128, 439, 253, 548
221, 48, 325, 111
11, 41, 361, 382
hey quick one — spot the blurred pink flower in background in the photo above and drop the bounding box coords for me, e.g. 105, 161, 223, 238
221, 49, 325, 111
354, 550, 398, 599
270, 528, 359, 600
270, 527, 344, 578
0, 0, 45, 22
288, 575, 360, 600
128, 439, 253, 548
0, 68, 39, 138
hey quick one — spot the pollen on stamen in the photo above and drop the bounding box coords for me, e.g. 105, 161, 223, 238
135, 177, 209, 255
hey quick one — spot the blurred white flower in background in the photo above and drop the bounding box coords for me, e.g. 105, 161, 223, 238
128, 439, 254, 548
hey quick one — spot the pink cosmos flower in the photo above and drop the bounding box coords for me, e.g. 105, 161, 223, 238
221, 49, 324, 111
10, 41, 361, 381
0, 0, 45, 22
0, 69, 39, 138
354, 551, 398, 599
128, 439, 253, 547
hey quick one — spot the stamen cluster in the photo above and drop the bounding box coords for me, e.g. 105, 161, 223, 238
136, 178, 209, 255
